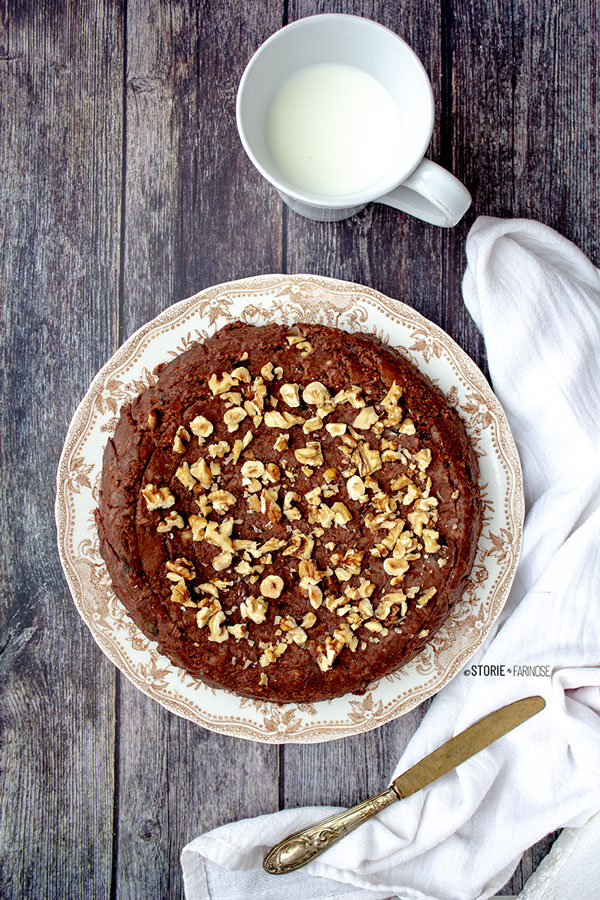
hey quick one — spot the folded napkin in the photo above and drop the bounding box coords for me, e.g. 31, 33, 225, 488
182, 217, 600, 900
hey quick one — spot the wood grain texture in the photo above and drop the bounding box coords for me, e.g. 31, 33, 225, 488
0, 1, 123, 898
1, 0, 598, 897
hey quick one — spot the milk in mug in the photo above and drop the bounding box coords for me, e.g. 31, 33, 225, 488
265, 62, 402, 197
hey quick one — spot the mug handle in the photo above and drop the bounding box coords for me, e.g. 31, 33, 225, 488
376, 159, 471, 227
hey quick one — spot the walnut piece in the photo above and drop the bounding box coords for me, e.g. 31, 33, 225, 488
142, 484, 175, 511
279, 383, 301, 407
157, 511, 185, 533
264, 410, 304, 429
352, 406, 378, 430
302, 381, 330, 407
240, 595, 268, 624
173, 425, 191, 453
175, 462, 197, 490
294, 442, 324, 467
207, 610, 229, 643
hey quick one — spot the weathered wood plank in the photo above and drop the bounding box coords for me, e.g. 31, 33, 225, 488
120, 0, 285, 341
0, 1, 123, 898
511, 0, 599, 261
115, 2, 284, 897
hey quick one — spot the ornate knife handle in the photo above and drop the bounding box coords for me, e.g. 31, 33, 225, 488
263, 785, 399, 875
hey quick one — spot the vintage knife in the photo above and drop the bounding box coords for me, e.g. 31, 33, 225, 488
264, 695, 545, 875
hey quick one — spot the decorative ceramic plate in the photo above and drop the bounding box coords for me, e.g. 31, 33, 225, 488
56, 274, 523, 744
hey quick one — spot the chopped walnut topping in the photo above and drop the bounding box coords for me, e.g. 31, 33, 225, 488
189, 415, 214, 439
260, 574, 284, 598
175, 462, 197, 490
287, 625, 308, 645
261, 362, 275, 381
294, 441, 324, 467
228, 623, 247, 640
142, 484, 175, 511
264, 410, 304, 428
208, 372, 237, 395
221, 390, 243, 406
399, 417, 416, 435
259, 641, 288, 667
208, 440, 229, 458
407, 509, 429, 534
230, 365, 251, 383
212, 550, 233, 571
274, 433, 290, 452
302, 381, 330, 407
264, 462, 281, 483
189, 457, 212, 487
196, 604, 214, 628
207, 610, 229, 643
325, 422, 347, 437
280, 383, 301, 407
415, 448, 432, 471
381, 381, 403, 409
281, 490, 300, 521
357, 598, 374, 619
147, 411, 158, 431
346, 474, 366, 500
307, 583, 323, 609
301, 612, 317, 629
170, 577, 191, 606
240, 595, 268, 624
259, 488, 282, 523
230, 431, 251, 464
375, 591, 408, 620
208, 489, 237, 514
417, 586, 437, 607
188, 514, 207, 541
303, 416, 323, 434
331, 501, 352, 525
352, 406, 379, 430
157, 510, 185, 533
352, 443, 382, 477
316, 622, 354, 672
172, 425, 191, 453
166, 557, 196, 580
283, 530, 314, 559
422, 528, 441, 553
323, 466, 338, 484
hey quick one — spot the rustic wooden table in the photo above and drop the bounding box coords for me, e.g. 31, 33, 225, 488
1, 1, 598, 898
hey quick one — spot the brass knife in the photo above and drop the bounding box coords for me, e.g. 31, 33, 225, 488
263, 695, 545, 875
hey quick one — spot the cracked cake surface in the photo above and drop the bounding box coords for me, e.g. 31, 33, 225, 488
96, 321, 482, 703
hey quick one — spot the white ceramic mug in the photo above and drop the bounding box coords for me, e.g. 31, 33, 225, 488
236, 14, 471, 226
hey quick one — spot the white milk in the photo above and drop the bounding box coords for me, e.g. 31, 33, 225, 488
265, 62, 401, 197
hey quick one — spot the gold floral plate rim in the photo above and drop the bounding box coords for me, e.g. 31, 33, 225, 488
55, 273, 524, 743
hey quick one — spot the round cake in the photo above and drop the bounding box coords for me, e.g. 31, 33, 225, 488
97, 322, 481, 704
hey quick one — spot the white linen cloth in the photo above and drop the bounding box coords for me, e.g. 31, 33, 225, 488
181, 217, 600, 900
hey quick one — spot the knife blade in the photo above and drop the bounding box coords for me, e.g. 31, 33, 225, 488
393, 694, 546, 798
264, 695, 545, 875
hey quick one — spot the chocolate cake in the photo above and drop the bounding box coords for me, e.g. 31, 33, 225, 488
97, 322, 481, 704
